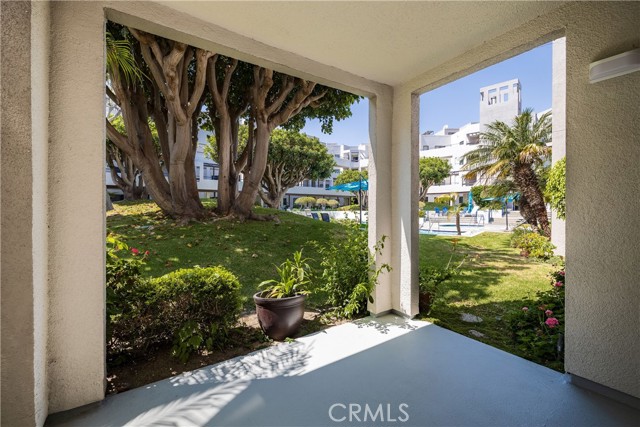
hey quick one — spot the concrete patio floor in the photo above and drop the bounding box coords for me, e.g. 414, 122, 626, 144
46, 315, 639, 427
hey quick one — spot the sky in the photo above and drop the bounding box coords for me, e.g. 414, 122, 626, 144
301, 42, 552, 144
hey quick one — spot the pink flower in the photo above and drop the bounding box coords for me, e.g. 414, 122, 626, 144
545, 309, 553, 317
144, 250, 150, 256
131, 247, 140, 255
545, 317, 560, 328
559, 271, 565, 276
522, 307, 529, 312
554, 281, 564, 287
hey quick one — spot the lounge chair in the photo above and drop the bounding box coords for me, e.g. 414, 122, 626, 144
320, 213, 331, 222
434, 207, 440, 216
311, 212, 320, 220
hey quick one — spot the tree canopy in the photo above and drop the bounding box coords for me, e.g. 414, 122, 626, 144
334, 169, 368, 185
419, 157, 451, 201
260, 129, 335, 208
545, 157, 566, 220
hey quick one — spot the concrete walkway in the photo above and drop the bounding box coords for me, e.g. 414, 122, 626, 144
47, 316, 639, 427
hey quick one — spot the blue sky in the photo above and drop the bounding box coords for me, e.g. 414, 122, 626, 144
301, 42, 552, 143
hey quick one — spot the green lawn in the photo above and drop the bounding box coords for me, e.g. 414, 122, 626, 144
108, 201, 556, 366
418, 232, 556, 364
107, 200, 344, 306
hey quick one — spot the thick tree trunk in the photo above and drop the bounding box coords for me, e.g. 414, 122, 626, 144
232, 121, 271, 219
215, 116, 234, 215
169, 123, 204, 219
515, 165, 550, 237
106, 190, 114, 211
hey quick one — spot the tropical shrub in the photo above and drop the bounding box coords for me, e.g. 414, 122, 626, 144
418, 240, 465, 313
259, 250, 313, 298
294, 196, 316, 208
317, 222, 390, 318
545, 157, 566, 220
506, 263, 565, 370
316, 198, 329, 209
510, 226, 555, 260
326, 199, 339, 209
107, 251, 244, 363
151, 267, 244, 362
337, 204, 361, 211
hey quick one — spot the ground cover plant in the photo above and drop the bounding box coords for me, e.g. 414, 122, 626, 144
107, 200, 344, 307
418, 232, 561, 370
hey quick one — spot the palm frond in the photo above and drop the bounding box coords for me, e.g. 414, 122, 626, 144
106, 31, 145, 85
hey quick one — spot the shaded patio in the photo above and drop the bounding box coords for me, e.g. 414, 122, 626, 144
47, 316, 639, 427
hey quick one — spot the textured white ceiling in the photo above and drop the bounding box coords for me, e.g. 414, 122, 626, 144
162, 1, 565, 86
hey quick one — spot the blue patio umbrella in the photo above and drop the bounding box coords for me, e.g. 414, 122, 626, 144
328, 179, 369, 192
328, 178, 369, 223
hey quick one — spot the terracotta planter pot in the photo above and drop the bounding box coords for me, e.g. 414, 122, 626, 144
253, 292, 306, 341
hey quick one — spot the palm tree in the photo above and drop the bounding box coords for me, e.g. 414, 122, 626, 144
463, 109, 551, 237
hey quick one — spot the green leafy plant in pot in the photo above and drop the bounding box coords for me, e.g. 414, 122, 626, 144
254, 250, 312, 340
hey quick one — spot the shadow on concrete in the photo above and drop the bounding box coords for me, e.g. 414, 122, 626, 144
47, 317, 639, 427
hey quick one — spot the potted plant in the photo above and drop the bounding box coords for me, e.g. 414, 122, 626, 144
254, 250, 312, 340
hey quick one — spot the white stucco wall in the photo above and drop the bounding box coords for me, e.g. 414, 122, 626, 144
47, 1, 106, 413
390, 89, 420, 317
367, 92, 394, 315
1, 3, 37, 425
551, 37, 566, 256
31, 1, 51, 424
562, 4, 639, 398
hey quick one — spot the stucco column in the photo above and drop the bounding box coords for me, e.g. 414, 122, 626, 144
367, 90, 393, 315
389, 88, 419, 317
1, 1, 50, 425
551, 37, 566, 256
47, 1, 106, 413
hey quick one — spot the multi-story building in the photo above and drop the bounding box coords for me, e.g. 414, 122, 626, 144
420, 79, 527, 204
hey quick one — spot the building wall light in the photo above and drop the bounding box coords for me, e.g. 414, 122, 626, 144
589, 48, 640, 83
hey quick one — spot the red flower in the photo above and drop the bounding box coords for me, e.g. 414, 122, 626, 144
545, 317, 560, 328
144, 250, 150, 256
131, 247, 140, 255
545, 309, 553, 317
554, 281, 563, 287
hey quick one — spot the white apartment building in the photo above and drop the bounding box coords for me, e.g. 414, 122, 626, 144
420, 79, 524, 204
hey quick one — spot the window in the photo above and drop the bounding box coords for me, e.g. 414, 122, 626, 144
352, 155, 359, 162
459, 159, 464, 165
459, 196, 464, 204
503, 93, 509, 102
195, 166, 200, 182
459, 141, 464, 145
203, 163, 216, 180
435, 145, 446, 149
422, 145, 429, 150
488, 88, 497, 105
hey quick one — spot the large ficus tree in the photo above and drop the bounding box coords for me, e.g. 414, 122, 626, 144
107, 24, 358, 221
259, 129, 335, 208
105, 25, 208, 220
204, 55, 359, 219
463, 109, 552, 236
418, 157, 451, 201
